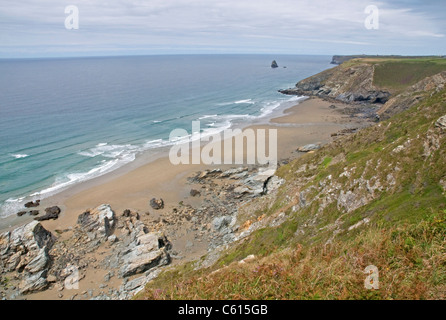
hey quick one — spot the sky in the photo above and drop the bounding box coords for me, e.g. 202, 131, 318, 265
0, 0, 445, 58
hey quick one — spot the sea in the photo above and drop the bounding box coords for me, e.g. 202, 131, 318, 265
0, 54, 333, 219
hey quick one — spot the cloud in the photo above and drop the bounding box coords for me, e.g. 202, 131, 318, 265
0, 0, 444, 57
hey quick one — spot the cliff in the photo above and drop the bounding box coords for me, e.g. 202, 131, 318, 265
279, 62, 392, 104
137, 58, 446, 300
280, 57, 446, 119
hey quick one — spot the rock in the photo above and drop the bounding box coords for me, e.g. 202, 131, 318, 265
0, 221, 55, 295
220, 167, 249, 178
297, 144, 321, 152
19, 270, 48, 294
119, 232, 171, 277
29, 210, 39, 216
16, 211, 27, 217
34, 206, 60, 221
24, 248, 49, 273
77, 204, 116, 239
47, 275, 57, 283
120, 248, 170, 278
435, 115, 446, 131
107, 235, 118, 244
190, 189, 201, 197
24, 200, 40, 208
329, 105, 337, 109
8, 221, 55, 254
212, 216, 233, 232
271, 60, 279, 68
239, 167, 277, 196
149, 198, 164, 210
122, 209, 131, 217
265, 176, 285, 194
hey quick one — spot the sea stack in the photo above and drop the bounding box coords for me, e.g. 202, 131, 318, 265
271, 60, 278, 68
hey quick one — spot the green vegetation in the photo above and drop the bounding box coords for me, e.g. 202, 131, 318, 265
373, 59, 446, 92
138, 66, 446, 300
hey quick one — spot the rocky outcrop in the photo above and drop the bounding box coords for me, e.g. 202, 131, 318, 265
279, 63, 391, 105
76, 204, 115, 240
271, 60, 278, 68
0, 221, 55, 294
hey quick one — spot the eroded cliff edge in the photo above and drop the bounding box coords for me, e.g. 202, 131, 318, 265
280, 58, 446, 120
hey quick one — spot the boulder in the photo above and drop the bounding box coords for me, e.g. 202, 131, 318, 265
190, 189, 201, 197
149, 198, 164, 210
297, 144, 321, 152
29, 210, 39, 216
77, 204, 116, 240
19, 270, 48, 294
34, 206, 61, 221
24, 248, 49, 273
16, 211, 27, 217
24, 200, 40, 208
119, 231, 171, 277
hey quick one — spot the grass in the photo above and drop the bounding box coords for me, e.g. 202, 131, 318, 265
373, 59, 446, 92
139, 211, 446, 300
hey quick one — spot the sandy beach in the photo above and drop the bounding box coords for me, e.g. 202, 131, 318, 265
1, 97, 370, 299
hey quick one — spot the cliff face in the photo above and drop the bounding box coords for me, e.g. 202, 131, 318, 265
280, 60, 446, 120
279, 63, 391, 104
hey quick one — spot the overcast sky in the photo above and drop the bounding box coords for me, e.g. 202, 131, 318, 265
0, 0, 444, 58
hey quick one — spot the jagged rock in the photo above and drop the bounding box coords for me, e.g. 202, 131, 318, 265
7, 221, 55, 254
119, 231, 171, 277
77, 204, 116, 240
34, 206, 60, 221
220, 167, 249, 178
297, 144, 320, 152
0, 222, 54, 295
19, 270, 48, 294
190, 189, 201, 197
265, 176, 285, 194
237, 167, 278, 196
120, 247, 170, 278
24, 200, 40, 208
149, 198, 164, 210
25, 247, 49, 273
271, 60, 279, 68
212, 216, 233, 231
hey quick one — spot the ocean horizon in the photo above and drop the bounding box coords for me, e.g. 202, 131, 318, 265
0, 54, 333, 218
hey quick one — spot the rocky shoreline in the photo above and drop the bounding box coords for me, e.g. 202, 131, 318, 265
0, 164, 287, 300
